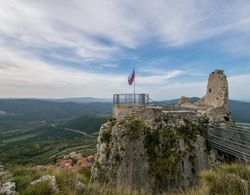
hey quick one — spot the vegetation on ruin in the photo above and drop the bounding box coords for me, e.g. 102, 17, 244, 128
125, 115, 150, 141
143, 117, 208, 191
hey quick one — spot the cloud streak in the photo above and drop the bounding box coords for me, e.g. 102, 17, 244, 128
1, 0, 250, 62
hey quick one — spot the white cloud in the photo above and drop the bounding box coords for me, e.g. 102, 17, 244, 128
138, 70, 187, 85
1, 0, 250, 62
0, 47, 187, 98
0, 46, 249, 100
0, 47, 124, 97
0, 1, 250, 99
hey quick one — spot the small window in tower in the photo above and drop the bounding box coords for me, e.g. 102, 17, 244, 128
216, 97, 219, 100
181, 161, 185, 173
209, 88, 212, 93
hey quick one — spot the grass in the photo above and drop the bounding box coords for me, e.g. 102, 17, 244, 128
4, 165, 91, 195
2, 163, 249, 195
200, 164, 250, 195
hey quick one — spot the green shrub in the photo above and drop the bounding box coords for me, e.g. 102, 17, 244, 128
109, 117, 117, 127
101, 129, 112, 143
144, 128, 182, 191
125, 116, 150, 141
10, 166, 42, 191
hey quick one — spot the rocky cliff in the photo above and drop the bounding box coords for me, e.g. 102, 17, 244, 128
91, 70, 231, 192
91, 107, 211, 192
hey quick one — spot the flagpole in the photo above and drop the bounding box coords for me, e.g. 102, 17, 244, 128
134, 66, 135, 103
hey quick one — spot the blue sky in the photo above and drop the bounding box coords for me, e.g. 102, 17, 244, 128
0, 0, 250, 101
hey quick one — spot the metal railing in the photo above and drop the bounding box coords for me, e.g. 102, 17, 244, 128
113, 93, 149, 105
208, 124, 250, 162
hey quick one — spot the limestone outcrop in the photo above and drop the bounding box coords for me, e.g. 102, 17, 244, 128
91, 108, 210, 192
31, 175, 58, 192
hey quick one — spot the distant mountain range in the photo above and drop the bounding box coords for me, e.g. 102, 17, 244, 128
53, 97, 112, 103
0, 97, 249, 122
0, 99, 112, 121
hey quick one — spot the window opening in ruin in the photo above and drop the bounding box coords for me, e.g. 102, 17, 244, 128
181, 161, 185, 173
209, 88, 212, 93
216, 97, 219, 100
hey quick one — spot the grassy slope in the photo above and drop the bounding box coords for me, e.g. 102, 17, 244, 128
0, 121, 97, 166
1, 163, 249, 195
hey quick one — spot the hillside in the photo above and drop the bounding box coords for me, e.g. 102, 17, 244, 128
61, 115, 109, 134
0, 99, 112, 121
229, 100, 250, 123
0, 121, 98, 165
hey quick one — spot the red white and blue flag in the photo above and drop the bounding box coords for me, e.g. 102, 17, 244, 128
128, 70, 135, 85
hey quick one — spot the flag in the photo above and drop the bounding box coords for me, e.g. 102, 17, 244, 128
128, 70, 135, 85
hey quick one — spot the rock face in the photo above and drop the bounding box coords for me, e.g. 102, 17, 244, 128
177, 70, 231, 123
91, 108, 210, 192
0, 182, 18, 195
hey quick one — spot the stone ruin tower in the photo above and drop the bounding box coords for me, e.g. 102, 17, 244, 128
178, 70, 231, 123
200, 70, 229, 108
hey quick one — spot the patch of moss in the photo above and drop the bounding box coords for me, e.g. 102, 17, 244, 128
125, 115, 150, 141
144, 131, 160, 157
105, 148, 111, 160
94, 161, 106, 184
144, 118, 209, 191
144, 128, 182, 191
109, 118, 117, 127
101, 129, 112, 143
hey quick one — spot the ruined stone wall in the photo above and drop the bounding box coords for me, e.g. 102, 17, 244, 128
113, 105, 163, 122
177, 70, 231, 123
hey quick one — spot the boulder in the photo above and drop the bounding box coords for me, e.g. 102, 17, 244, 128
31, 175, 58, 192
0, 182, 18, 195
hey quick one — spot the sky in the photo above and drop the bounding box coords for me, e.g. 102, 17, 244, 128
0, 0, 250, 101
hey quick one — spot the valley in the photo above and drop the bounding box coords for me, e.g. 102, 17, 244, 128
0, 98, 250, 167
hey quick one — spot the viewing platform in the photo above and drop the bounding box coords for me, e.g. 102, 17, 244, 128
112, 93, 173, 120
113, 93, 150, 105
